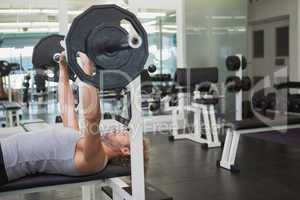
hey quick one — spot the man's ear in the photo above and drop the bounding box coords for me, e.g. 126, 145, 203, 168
120, 147, 130, 156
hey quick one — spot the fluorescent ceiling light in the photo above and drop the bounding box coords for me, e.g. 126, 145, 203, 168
237, 28, 246, 32
145, 26, 159, 34
27, 28, 59, 33
41, 9, 58, 14
186, 26, 208, 32
31, 22, 58, 27
68, 10, 83, 15
137, 12, 166, 19
0, 29, 19, 33
231, 27, 246, 32
0, 22, 59, 28
0, 27, 59, 33
0, 9, 40, 14
162, 29, 177, 33
234, 16, 246, 20
143, 20, 157, 26
212, 27, 230, 31
163, 25, 177, 29
0, 22, 31, 28
0, 9, 83, 15
211, 16, 233, 20
228, 26, 246, 32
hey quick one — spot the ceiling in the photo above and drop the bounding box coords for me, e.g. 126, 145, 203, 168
0, 0, 118, 9
0, 0, 175, 35
0, 0, 128, 23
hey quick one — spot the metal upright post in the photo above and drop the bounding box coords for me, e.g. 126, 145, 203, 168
128, 75, 145, 200
236, 54, 243, 121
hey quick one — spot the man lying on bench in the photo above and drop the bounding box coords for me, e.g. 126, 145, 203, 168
0, 52, 148, 185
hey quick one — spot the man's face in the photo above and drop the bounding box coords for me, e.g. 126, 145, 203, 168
103, 130, 130, 155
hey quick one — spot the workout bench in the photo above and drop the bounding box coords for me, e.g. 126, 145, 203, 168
0, 119, 171, 200
0, 119, 130, 200
0, 78, 172, 200
218, 116, 300, 172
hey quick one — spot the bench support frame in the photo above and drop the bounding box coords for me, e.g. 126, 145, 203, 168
219, 124, 300, 171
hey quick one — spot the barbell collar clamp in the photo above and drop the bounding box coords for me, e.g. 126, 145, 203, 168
53, 53, 61, 63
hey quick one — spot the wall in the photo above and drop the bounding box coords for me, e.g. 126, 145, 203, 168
248, 0, 298, 81
184, 0, 248, 119
1, 33, 45, 48
129, 0, 186, 68
185, 0, 248, 79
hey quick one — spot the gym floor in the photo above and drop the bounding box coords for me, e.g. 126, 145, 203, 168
3, 105, 300, 200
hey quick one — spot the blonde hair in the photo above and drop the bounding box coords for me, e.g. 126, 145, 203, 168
109, 138, 150, 175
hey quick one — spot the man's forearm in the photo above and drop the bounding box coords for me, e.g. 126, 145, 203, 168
58, 68, 79, 130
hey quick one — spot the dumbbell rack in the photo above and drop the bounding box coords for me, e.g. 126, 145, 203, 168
225, 54, 252, 121
235, 54, 243, 121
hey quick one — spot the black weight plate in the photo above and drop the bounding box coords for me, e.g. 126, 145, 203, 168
32, 34, 76, 82
241, 56, 247, 70
32, 34, 64, 82
267, 93, 276, 110
226, 76, 242, 92
86, 25, 131, 69
226, 56, 241, 71
0, 61, 10, 76
66, 5, 149, 90
241, 76, 252, 91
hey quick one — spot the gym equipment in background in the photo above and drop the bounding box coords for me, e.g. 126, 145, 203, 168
225, 55, 251, 121
252, 81, 300, 115
226, 55, 247, 71
0, 61, 12, 100
0, 61, 22, 127
218, 116, 300, 173
22, 75, 31, 108
226, 76, 252, 93
169, 67, 222, 149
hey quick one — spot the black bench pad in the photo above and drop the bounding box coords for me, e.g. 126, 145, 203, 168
231, 116, 300, 130
0, 164, 130, 193
0, 102, 21, 111
194, 98, 218, 105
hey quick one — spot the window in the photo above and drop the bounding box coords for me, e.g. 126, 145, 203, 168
253, 30, 264, 58
276, 26, 289, 57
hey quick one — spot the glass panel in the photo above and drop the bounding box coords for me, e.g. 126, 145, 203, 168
253, 30, 264, 58
276, 26, 289, 57
185, 0, 247, 119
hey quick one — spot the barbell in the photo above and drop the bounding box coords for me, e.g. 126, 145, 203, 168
32, 4, 148, 90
